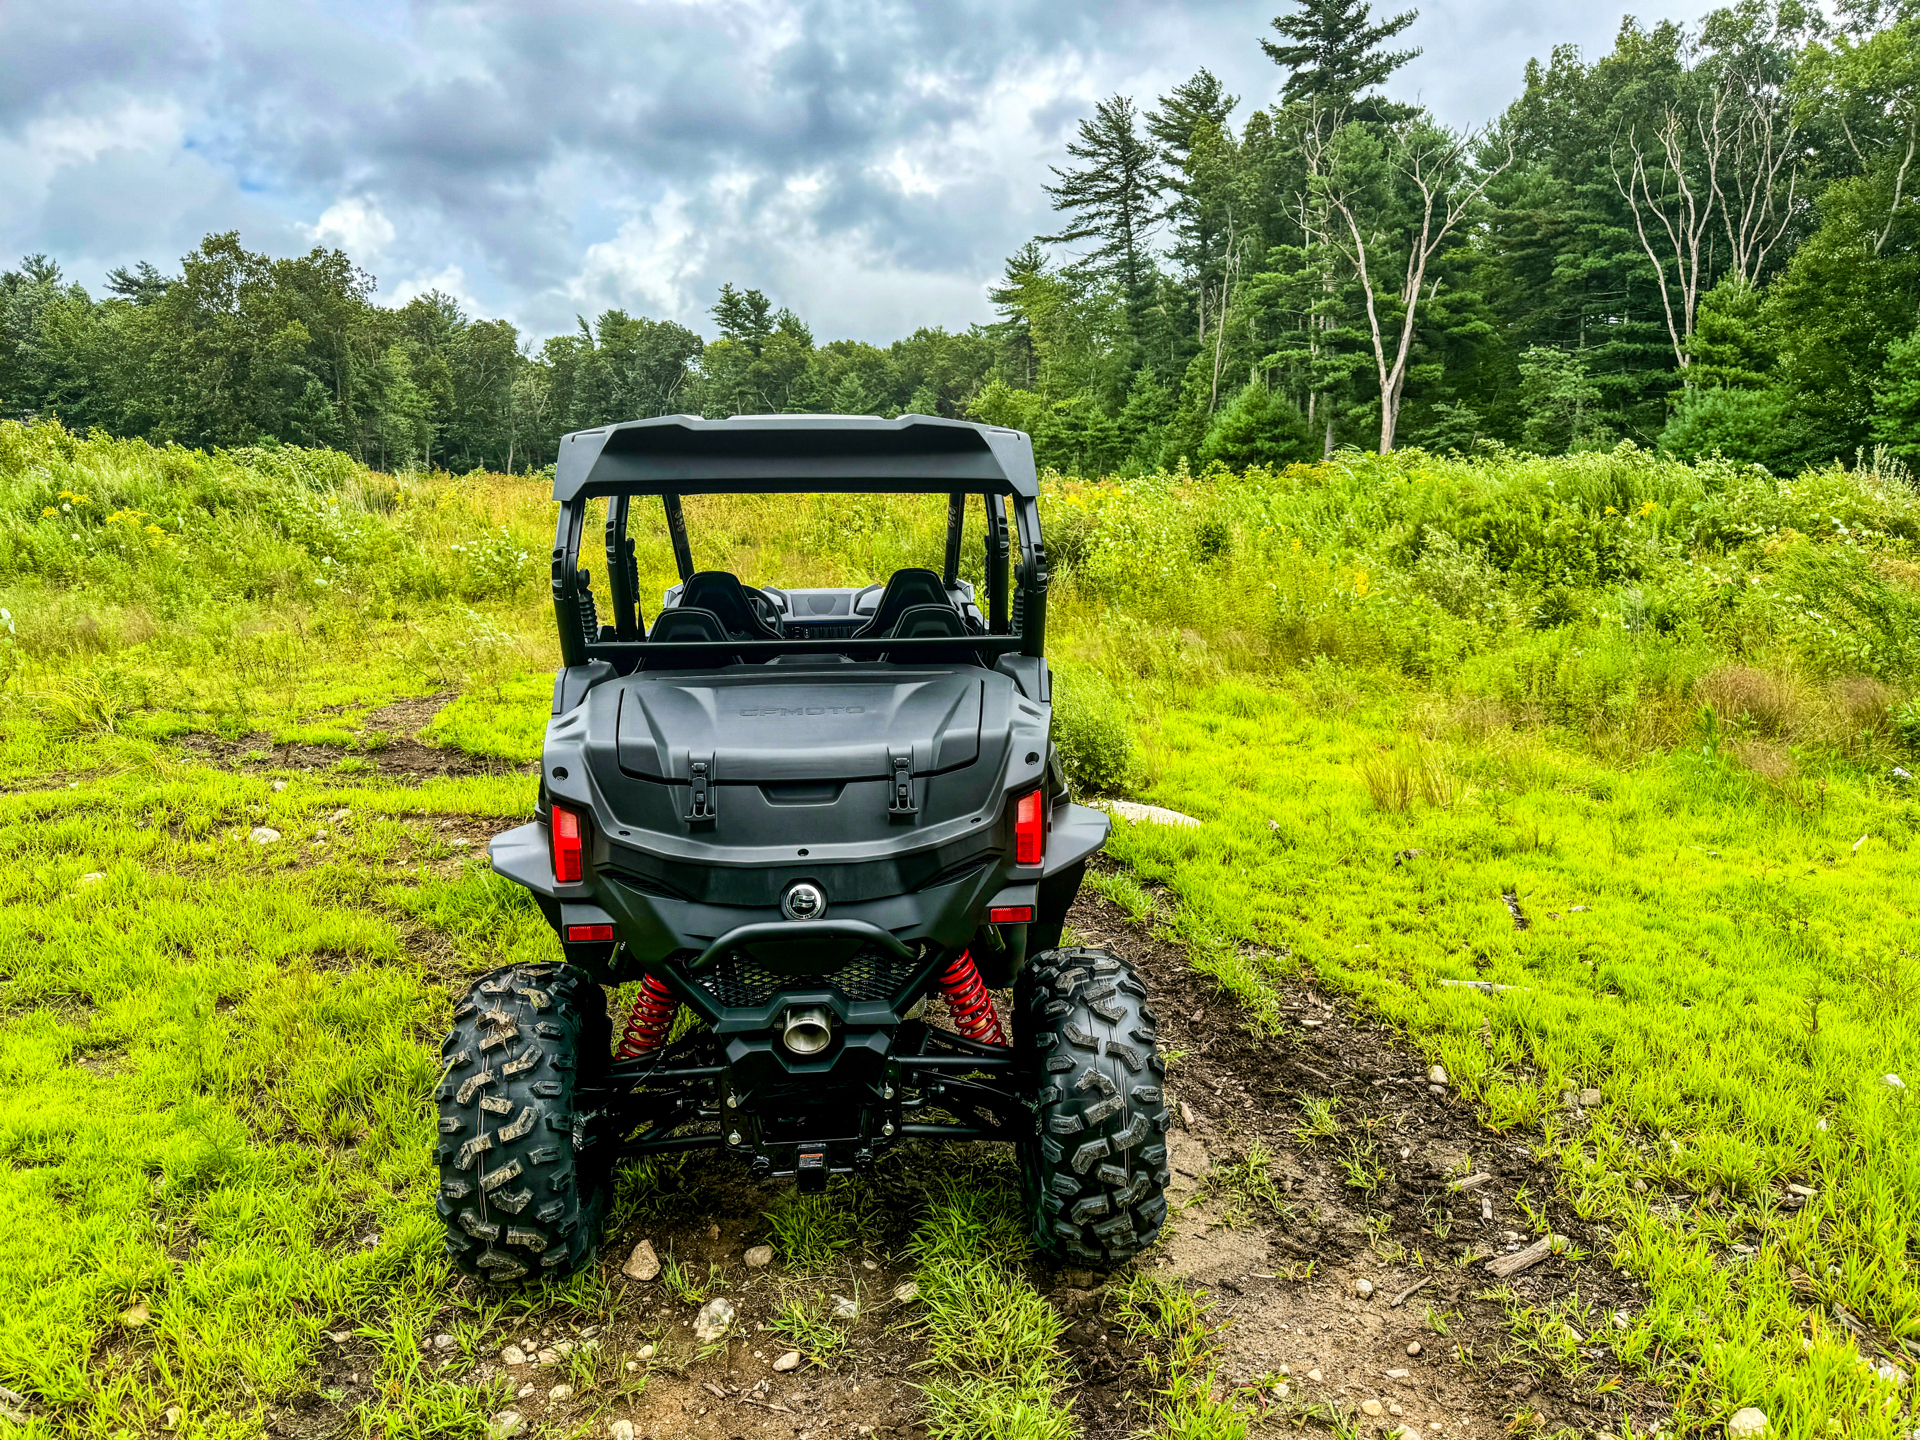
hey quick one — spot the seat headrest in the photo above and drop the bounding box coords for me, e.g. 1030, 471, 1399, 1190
854, 567, 954, 639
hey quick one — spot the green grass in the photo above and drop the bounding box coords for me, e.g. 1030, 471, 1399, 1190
0, 419, 1914, 1437
908, 1171, 1077, 1440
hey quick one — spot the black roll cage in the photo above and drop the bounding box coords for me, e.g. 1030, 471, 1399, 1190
546, 415, 1049, 669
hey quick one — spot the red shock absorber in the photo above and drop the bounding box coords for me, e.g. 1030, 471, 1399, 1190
935, 950, 1007, 1046
616, 973, 679, 1058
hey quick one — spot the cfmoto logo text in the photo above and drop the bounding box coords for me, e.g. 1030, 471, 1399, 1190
739, 705, 866, 716
782, 882, 826, 921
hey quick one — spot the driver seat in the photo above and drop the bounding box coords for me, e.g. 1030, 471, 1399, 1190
679, 571, 779, 640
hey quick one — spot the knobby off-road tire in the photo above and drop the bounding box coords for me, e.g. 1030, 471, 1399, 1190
435, 963, 611, 1283
1016, 946, 1170, 1266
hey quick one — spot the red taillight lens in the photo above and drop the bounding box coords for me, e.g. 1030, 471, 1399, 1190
1014, 789, 1044, 865
988, 905, 1034, 924
551, 804, 584, 884
566, 923, 614, 942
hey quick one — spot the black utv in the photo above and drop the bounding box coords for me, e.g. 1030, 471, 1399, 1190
437, 414, 1169, 1282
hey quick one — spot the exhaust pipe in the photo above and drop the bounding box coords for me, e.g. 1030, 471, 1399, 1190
781, 1005, 834, 1056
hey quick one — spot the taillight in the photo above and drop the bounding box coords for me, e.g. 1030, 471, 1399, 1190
1014, 789, 1045, 865
989, 905, 1034, 924
566, 923, 614, 942
551, 804, 584, 884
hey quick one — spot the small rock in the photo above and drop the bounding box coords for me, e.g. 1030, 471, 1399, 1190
860, 1258, 878, 1271
831, 1293, 859, 1321
1883, 1074, 1904, 1089
1388, 1402, 1404, 1416
1307, 1367, 1324, 1383
80, 872, 106, 886
432, 1333, 455, 1350
1103, 799, 1201, 829
547, 1383, 573, 1402
501, 1345, 526, 1366
745, 1244, 774, 1268
1727, 1406, 1768, 1440
1427, 1064, 1448, 1086
1613, 1311, 1630, 1331
516, 1384, 534, 1398
623, 1240, 660, 1281
250, 826, 281, 845
637, 1344, 656, 1360
1178, 1101, 1197, 1130
1786, 1183, 1815, 1198
580, 1325, 598, 1339
625, 1361, 639, 1372
450, 837, 471, 848
329, 808, 351, 823
490, 1410, 521, 1438
773, 1351, 802, 1372
327, 1330, 353, 1344
1632, 1179, 1648, 1193
535, 1348, 558, 1366
1406, 1341, 1421, 1356
271, 780, 288, 792
1428, 1084, 1445, 1096
1579, 1088, 1603, 1107
164, 1407, 182, 1430
893, 1280, 920, 1303
1271, 1381, 1290, 1400
1355, 1278, 1375, 1298
693, 1296, 736, 1343
122, 1303, 151, 1326
1361, 1398, 1384, 1417
611, 1422, 637, 1441
1385, 1367, 1411, 1378
707, 1222, 721, 1241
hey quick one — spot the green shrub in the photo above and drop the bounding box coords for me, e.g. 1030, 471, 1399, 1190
1050, 666, 1137, 796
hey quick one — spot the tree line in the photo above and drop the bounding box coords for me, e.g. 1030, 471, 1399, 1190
2, 0, 1914, 477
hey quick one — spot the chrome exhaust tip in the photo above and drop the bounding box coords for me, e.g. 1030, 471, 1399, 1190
781, 1005, 834, 1056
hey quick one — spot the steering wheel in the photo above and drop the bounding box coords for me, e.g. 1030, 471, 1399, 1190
745, 586, 784, 636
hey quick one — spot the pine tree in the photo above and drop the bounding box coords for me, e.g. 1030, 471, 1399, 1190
1146, 69, 1238, 170
1262, 0, 1421, 121
1043, 96, 1164, 359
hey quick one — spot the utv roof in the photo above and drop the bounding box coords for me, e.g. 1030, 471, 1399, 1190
553, 413, 1039, 503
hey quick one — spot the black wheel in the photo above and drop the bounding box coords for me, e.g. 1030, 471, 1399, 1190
1015, 946, 1170, 1266
434, 963, 611, 1283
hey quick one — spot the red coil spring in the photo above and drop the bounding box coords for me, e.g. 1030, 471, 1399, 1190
936, 950, 1006, 1046
617, 973, 679, 1057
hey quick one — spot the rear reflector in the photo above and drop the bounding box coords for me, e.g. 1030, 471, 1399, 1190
551, 804, 584, 884
1014, 789, 1045, 865
566, 923, 615, 943
988, 905, 1034, 924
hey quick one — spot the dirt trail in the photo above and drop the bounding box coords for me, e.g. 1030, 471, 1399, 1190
272, 863, 1668, 1441
175, 692, 533, 781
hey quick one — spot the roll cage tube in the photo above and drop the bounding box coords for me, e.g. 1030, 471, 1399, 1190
550, 486, 1048, 662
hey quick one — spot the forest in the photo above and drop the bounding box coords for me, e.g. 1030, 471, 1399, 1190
0, 0, 1915, 478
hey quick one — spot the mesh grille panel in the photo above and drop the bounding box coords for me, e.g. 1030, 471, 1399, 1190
692, 945, 920, 1009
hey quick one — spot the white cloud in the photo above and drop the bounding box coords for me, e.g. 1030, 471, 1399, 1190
306, 195, 395, 257
569, 190, 714, 323
382, 262, 486, 315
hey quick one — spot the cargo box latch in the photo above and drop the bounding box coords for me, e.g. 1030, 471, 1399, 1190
685, 753, 717, 824
888, 751, 918, 817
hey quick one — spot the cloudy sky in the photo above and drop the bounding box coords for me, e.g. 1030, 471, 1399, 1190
2, 0, 1721, 346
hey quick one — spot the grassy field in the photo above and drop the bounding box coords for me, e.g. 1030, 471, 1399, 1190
0, 419, 1915, 1438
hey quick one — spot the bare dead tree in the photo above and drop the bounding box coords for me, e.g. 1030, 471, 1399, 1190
1198, 203, 1250, 413
1308, 122, 1513, 453
1611, 98, 1726, 375
1713, 60, 1806, 283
